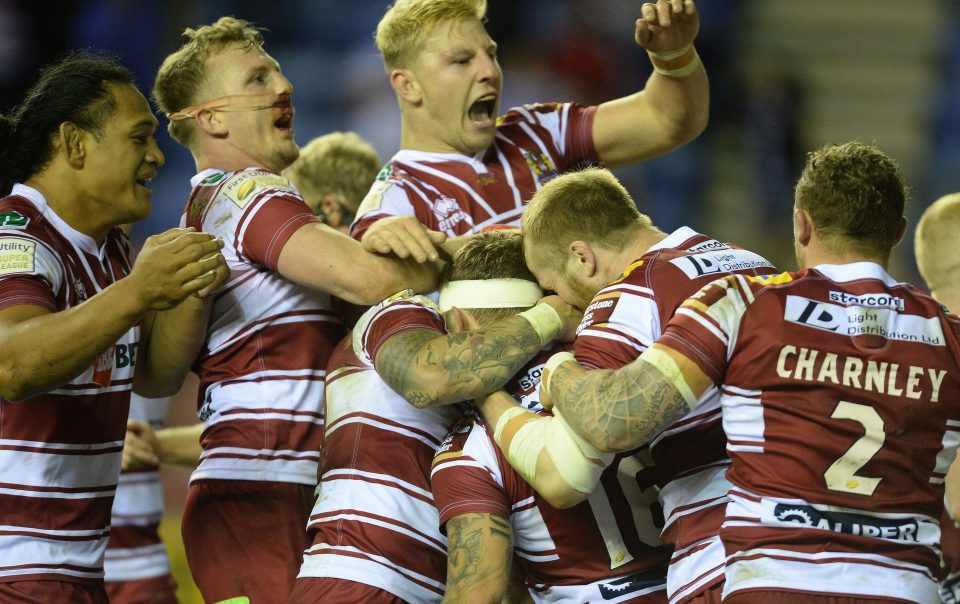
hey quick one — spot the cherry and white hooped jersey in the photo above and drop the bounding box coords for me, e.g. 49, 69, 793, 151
104, 394, 171, 583
0, 184, 138, 584
432, 346, 669, 603
658, 262, 960, 602
574, 227, 776, 602
351, 102, 597, 240
298, 292, 463, 603
182, 168, 345, 486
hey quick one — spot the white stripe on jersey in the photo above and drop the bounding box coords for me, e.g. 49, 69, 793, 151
724, 547, 938, 602
207, 311, 339, 357
0, 532, 108, 578
659, 465, 731, 533
494, 147, 523, 208
314, 512, 445, 554
578, 329, 647, 354
721, 386, 765, 448
674, 307, 728, 347
103, 543, 171, 582
0, 446, 121, 489
319, 468, 434, 505
299, 543, 445, 604
111, 473, 163, 525
401, 160, 496, 216
191, 454, 318, 485
666, 536, 724, 604
328, 415, 441, 449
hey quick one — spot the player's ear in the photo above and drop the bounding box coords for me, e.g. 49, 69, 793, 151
59, 122, 85, 168
891, 216, 907, 248
391, 69, 422, 105
194, 108, 227, 138
793, 208, 813, 247
569, 240, 597, 278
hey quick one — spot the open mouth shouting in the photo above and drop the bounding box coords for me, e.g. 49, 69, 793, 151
468, 93, 498, 127
274, 95, 295, 134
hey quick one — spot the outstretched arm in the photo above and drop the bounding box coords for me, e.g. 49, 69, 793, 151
593, 0, 708, 167
374, 299, 581, 408
442, 513, 514, 604
544, 343, 712, 452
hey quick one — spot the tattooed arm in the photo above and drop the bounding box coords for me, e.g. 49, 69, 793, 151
374, 299, 581, 408
546, 343, 714, 453
442, 513, 514, 604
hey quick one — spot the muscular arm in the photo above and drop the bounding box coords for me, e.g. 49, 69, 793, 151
592, 0, 708, 167
374, 316, 545, 408
277, 222, 441, 305
547, 343, 712, 453
442, 513, 513, 604
134, 297, 213, 398
122, 420, 204, 471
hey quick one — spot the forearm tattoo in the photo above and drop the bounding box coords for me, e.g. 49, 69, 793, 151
444, 513, 512, 603
550, 360, 689, 452
376, 316, 544, 407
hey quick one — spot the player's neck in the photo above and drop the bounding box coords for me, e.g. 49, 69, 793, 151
613, 225, 667, 272
24, 169, 112, 244
801, 237, 890, 272
195, 142, 278, 176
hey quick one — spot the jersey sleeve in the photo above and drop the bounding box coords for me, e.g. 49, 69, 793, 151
0, 233, 62, 312
432, 420, 512, 530
224, 173, 320, 270
350, 175, 418, 242
499, 102, 599, 169
658, 274, 756, 386
574, 285, 660, 370
358, 292, 447, 363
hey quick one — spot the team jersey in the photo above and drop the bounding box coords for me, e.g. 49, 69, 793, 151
298, 292, 463, 603
432, 346, 669, 603
104, 394, 171, 584
0, 184, 138, 584
940, 511, 960, 603
182, 168, 345, 486
658, 262, 960, 602
574, 227, 776, 602
351, 102, 597, 239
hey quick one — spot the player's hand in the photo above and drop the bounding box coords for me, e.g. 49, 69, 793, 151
636, 0, 699, 54
537, 295, 583, 342
121, 419, 160, 471
194, 250, 231, 299
128, 228, 227, 310
361, 216, 448, 263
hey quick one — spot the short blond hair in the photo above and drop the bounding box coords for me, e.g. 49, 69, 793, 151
283, 132, 381, 214
521, 167, 649, 265
915, 193, 960, 303
376, 0, 487, 71
153, 16, 264, 146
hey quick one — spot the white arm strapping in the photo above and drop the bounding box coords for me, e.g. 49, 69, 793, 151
640, 346, 699, 410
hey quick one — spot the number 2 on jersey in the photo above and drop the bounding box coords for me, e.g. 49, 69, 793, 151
823, 401, 885, 496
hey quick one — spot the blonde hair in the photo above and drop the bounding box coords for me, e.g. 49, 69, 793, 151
376, 0, 487, 71
283, 132, 381, 215
521, 167, 649, 266
153, 16, 264, 146
915, 193, 960, 304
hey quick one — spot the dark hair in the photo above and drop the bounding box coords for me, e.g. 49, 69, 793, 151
0, 51, 135, 195
795, 142, 907, 258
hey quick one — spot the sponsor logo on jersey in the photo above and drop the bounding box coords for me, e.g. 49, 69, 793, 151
0, 211, 29, 229
784, 295, 945, 344
669, 249, 774, 279
523, 151, 558, 184
223, 173, 293, 208
516, 362, 545, 392
828, 290, 905, 311
200, 172, 226, 185
597, 567, 667, 599
773, 503, 919, 542
685, 238, 728, 253
434, 197, 473, 232
0, 238, 35, 274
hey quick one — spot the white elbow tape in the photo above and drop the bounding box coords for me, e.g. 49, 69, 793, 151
544, 407, 613, 494
641, 346, 699, 409
543, 351, 577, 395
517, 304, 563, 346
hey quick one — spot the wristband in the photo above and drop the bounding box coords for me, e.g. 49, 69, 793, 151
647, 44, 692, 62
543, 351, 576, 396
648, 45, 701, 78
517, 304, 563, 346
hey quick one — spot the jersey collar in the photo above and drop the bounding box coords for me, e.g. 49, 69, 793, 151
813, 262, 901, 287
11, 183, 106, 259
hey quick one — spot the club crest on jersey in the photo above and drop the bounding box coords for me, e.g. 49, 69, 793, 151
433, 197, 473, 232
523, 151, 558, 184
0, 238, 35, 275
0, 211, 29, 229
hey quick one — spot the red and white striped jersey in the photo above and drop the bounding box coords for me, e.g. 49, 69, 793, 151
432, 347, 669, 603
298, 292, 463, 603
182, 169, 345, 486
574, 227, 776, 602
104, 394, 171, 583
0, 184, 138, 584
351, 102, 597, 239
659, 262, 960, 602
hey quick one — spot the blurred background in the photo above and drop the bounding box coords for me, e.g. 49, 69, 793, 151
2, 1, 957, 601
